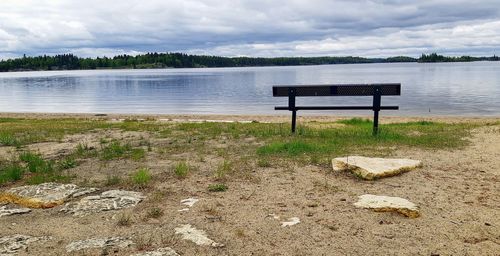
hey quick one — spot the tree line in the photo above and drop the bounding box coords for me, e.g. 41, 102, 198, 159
0, 52, 498, 72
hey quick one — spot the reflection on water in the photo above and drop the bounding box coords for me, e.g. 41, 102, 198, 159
0, 62, 499, 116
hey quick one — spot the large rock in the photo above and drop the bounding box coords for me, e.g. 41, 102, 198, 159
60, 190, 145, 216
332, 156, 422, 180
174, 224, 224, 247
0, 205, 31, 217
131, 247, 179, 256
0, 234, 51, 255
0, 183, 98, 208
66, 237, 134, 252
354, 194, 420, 218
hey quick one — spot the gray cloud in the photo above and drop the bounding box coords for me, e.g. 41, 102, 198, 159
0, 0, 499, 59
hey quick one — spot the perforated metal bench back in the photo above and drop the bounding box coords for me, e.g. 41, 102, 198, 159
272, 83, 401, 97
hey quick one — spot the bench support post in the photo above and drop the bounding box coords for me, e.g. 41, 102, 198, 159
372, 86, 381, 135
288, 88, 297, 133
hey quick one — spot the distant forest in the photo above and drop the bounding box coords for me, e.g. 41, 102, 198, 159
0, 52, 498, 72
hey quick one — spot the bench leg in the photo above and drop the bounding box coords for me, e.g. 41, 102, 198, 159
291, 110, 297, 133
373, 110, 379, 135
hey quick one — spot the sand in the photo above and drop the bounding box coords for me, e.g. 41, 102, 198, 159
0, 113, 499, 255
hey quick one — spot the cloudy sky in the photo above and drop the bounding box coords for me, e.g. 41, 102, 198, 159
1, 0, 499, 59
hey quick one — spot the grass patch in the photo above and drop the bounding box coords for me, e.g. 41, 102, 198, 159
208, 183, 228, 192
0, 163, 24, 184
105, 175, 122, 186
257, 157, 271, 167
146, 207, 164, 219
100, 141, 132, 160
19, 152, 49, 173
58, 157, 77, 170
173, 161, 189, 178
131, 148, 146, 161
117, 213, 132, 227
257, 141, 315, 156
131, 167, 151, 188
214, 160, 232, 181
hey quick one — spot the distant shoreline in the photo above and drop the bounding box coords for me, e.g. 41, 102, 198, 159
1, 52, 498, 72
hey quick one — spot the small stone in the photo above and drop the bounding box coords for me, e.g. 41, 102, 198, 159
354, 194, 420, 218
60, 190, 145, 216
180, 198, 199, 207
281, 217, 301, 227
332, 156, 422, 180
0, 183, 97, 208
0, 234, 51, 255
65, 237, 134, 252
131, 247, 179, 256
174, 224, 224, 247
0, 205, 31, 217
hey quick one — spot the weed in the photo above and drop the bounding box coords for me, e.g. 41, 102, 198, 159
105, 175, 122, 186
117, 213, 132, 226
74, 143, 96, 158
131, 168, 151, 188
146, 207, 164, 219
208, 183, 228, 192
131, 148, 146, 161
135, 236, 153, 251
214, 160, 232, 181
58, 157, 77, 170
257, 158, 271, 167
173, 161, 189, 178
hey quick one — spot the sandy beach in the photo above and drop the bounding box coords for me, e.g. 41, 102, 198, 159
0, 113, 498, 255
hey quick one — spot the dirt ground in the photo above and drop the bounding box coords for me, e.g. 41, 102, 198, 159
0, 114, 499, 256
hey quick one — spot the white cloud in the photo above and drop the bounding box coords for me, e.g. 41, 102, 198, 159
0, 0, 499, 59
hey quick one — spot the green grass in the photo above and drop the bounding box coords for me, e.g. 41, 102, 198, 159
0, 151, 75, 186
19, 152, 52, 173
214, 160, 232, 181
105, 175, 122, 186
0, 163, 24, 184
131, 167, 151, 188
208, 183, 228, 192
173, 161, 189, 178
58, 157, 77, 170
0, 117, 490, 186
100, 141, 132, 160
131, 148, 146, 161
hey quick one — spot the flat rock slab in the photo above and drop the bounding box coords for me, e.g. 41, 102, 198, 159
0, 234, 51, 255
0, 205, 31, 217
66, 237, 134, 252
354, 194, 420, 218
0, 183, 98, 209
332, 156, 422, 180
60, 190, 145, 216
174, 224, 224, 248
131, 247, 179, 256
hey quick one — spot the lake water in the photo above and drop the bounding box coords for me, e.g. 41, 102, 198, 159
0, 62, 499, 116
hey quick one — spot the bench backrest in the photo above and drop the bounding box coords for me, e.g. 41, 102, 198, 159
272, 83, 401, 97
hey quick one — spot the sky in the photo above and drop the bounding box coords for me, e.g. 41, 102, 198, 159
1, 0, 500, 59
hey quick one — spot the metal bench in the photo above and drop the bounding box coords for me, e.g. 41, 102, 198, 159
273, 83, 401, 134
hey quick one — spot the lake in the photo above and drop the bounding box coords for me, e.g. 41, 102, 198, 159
0, 62, 499, 116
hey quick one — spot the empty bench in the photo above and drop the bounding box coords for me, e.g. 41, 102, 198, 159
272, 83, 401, 134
